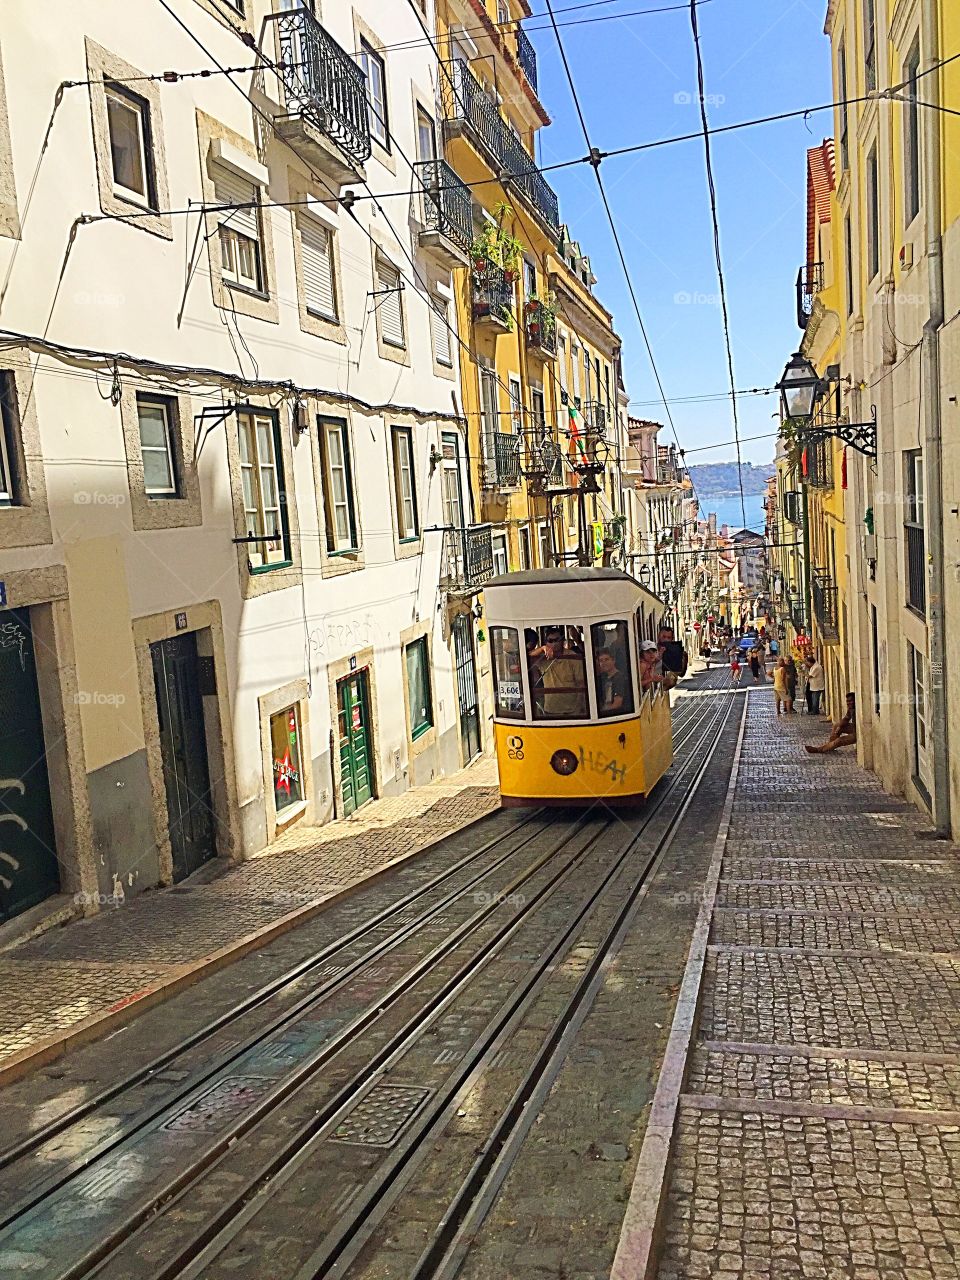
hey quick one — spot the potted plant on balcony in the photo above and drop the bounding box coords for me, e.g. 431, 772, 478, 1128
470, 203, 523, 277
524, 289, 557, 346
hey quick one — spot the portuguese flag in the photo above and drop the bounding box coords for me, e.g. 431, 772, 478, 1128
567, 403, 589, 465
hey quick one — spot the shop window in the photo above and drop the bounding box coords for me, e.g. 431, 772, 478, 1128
405, 637, 433, 739
271, 705, 304, 814
527, 625, 588, 721
592, 620, 635, 717
491, 626, 525, 719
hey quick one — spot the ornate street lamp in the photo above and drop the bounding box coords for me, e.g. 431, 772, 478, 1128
776, 351, 823, 424
638, 563, 652, 588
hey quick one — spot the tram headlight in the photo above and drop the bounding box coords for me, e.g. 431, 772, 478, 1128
550, 748, 580, 776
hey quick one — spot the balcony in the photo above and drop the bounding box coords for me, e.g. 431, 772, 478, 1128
440, 524, 495, 595
812, 568, 839, 642
515, 26, 538, 94
805, 433, 833, 489
263, 7, 370, 186
482, 431, 522, 489
906, 522, 926, 615
797, 260, 824, 329
782, 489, 803, 526
416, 159, 472, 267
472, 257, 514, 328
443, 60, 560, 233
523, 299, 557, 356
583, 401, 608, 436
523, 433, 570, 492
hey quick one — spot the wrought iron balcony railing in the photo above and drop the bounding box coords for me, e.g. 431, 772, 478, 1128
444, 59, 560, 232
797, 260, 824, 329
440, 524, 495, 594
482, 431, 522, 489
906, 522, 926, 615
812, 568, 839, 641
583, 401, 607, 435
472, 257, 514, 327
415, 158, 472, 257
782, 489, 803, 526
265, 7, 371, 178
515, 26, 538, 93
523, 299, 557, 355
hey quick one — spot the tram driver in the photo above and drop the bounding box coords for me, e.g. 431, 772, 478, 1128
535, 629, 588, 718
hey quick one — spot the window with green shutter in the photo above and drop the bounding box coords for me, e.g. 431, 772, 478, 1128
405, 637, 433, 739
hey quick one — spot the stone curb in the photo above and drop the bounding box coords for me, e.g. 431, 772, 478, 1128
609, 691, 749, 1280
0, 798, 499, 1089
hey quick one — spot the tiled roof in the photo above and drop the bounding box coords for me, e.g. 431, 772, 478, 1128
806, 139, 836, 265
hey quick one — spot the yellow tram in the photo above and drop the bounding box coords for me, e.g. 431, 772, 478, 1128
484, 567, 675, 806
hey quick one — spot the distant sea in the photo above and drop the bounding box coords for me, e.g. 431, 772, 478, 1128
699, 493, 767, 534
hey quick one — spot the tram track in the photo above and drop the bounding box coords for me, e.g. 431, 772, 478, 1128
0, 678, 729, 1280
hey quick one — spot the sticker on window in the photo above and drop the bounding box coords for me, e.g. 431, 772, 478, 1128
498, 680, 522, 700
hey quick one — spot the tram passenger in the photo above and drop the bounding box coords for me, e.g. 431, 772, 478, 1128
596, 648, 632, 717
639, 640, 668, 693
537, 630, 588, 718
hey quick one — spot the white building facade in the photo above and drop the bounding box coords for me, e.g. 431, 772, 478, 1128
0, 0, 483, 925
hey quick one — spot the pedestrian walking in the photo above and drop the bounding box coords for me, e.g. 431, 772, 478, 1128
729, 650, 741, 683
805, 653, 825, 716
784, 656, 798, 712
749, 646, 763, 683
773, 658, 790, 715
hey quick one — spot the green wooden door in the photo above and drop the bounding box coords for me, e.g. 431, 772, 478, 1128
338, 672, 373, 816
0, 609, 59, 922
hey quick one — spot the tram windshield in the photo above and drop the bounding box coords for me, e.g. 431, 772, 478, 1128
526, 625, 588, 721
591, 620, 635, 717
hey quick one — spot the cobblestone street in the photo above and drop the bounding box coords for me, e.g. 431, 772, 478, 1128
0, 759, 498, 1075
655, 690, 960, 1280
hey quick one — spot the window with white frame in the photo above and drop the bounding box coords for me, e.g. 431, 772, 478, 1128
405, 637, 434, 740
431, 300, 453, 367
866, 144, 880, 280
904, 39, 921, 226
299, 216, 337, 320
497, 1, 511, 25
392, 426, 419, 540
238, 410, 288, 569
319, 417, 358, 553
518, 524, 532, 570
359, 40, 389, 149
214, 168, 263, 292
538, 521, 552, 567
105, 84, 156, 208
492, 530, 509, 575
0, 373, 20, 506
377, 258, 405, 348
508, 375, 524, 433
136, 394, 179, 497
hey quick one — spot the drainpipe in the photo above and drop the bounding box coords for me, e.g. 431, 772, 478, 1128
920, 0, 950, 835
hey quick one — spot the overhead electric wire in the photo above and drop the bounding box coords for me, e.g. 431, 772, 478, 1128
687, 0, 746, 526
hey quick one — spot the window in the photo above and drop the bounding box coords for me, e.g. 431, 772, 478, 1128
416, 107, 436, 162
523, 258, 537, 299
906, 450, 924, 528
215, 168, 263, 292
492, 530, 509, 575
491, 627, 525, 718
299, 218, 337, 320
137, 395, 178, 497
377, 259, 405, 348
528, 625, 588, 721
592, 620, 635, 718
531, 387, 546, 433
905, 40, 922, 225
508, 375, 524, 433
871, 603, 881, 716
571, 344, 581, 407
360, 40, 389, 149
518, 525, 532, 570
319, 417, 358, 552
844, 213, 855, 315
497, 0, 511, 25
866, 145, 880, 280
837, 39, 849, 170
538, 521, 552, 568
105, 84, 155, 207
431, 301, 453, 367
405, 637, 434, 739
238, 411, 289, 569
271, 705, 304, 815
391, 426, 419, 539
0, 373, 20, 506
910, 643, 933, 792
863, 0, 877, 92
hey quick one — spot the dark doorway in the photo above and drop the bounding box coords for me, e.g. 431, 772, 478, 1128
337, 671, 374, 816
151, 633, 215, 881
0, 608, 59, 921
453, 613, 481, 763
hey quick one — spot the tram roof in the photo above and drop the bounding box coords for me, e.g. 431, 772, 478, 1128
483, 567, 665, 622
485, 567, 643, 589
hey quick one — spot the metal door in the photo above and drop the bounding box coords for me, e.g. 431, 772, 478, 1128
0, 609, 59, 921
453, 614, 481, 763
151, 633, 215, 882
338, 672, 374, 816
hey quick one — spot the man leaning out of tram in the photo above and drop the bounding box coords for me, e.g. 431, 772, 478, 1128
639, 639, 674, 693
539, 630, 588, 717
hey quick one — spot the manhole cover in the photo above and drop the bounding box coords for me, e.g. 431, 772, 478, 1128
162, 1076, 272, 1133
330, 1084, 432, 1148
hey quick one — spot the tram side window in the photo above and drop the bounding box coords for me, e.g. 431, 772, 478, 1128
592, 620, 634, 717
491, 627, 526, 719
527, 624, 588, 720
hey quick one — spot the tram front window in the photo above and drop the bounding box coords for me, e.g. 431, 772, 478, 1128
528, 626, 588, 720
592, 620, 634, 717
491, 626, 525, 718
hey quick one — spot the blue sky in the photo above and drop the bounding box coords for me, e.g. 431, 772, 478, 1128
527, 0, 833, 465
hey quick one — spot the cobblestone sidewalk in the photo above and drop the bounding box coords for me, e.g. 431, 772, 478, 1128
0, 757, 499, 1072
657, 691, 960, 1280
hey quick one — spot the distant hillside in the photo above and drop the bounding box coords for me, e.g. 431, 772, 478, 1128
685, 461, 775, 498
